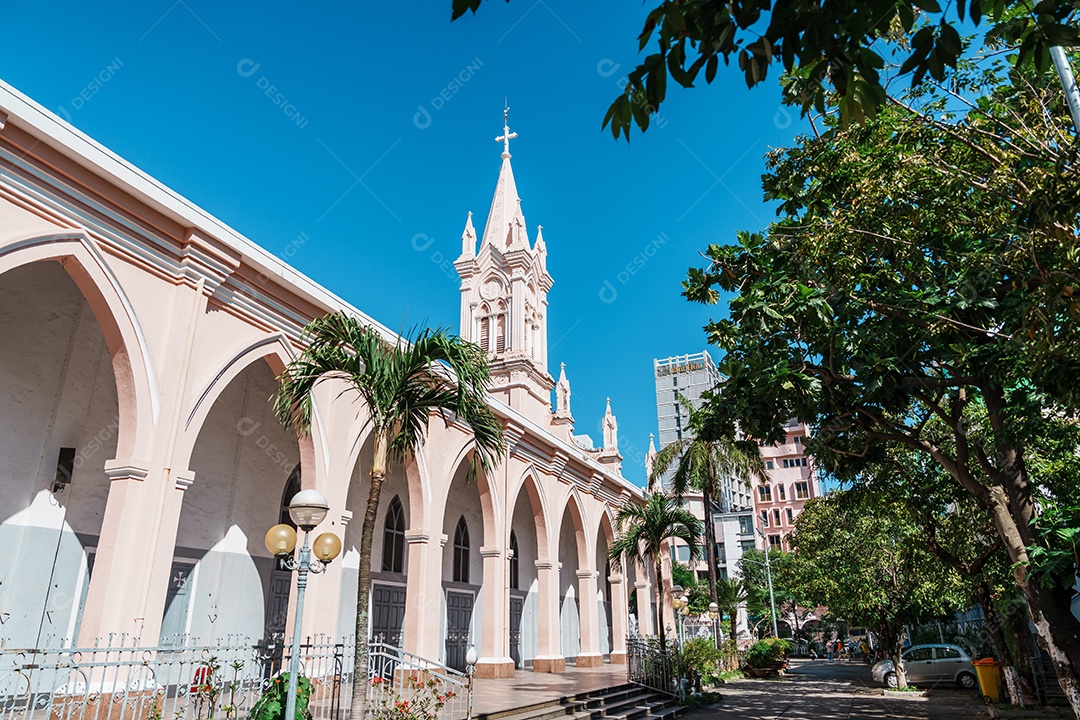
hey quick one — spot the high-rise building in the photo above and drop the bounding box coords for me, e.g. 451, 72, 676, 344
649, 352, 754, 585
754, 420, 820, 550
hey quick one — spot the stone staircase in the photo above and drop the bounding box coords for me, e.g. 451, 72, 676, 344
474, 683, 684, 720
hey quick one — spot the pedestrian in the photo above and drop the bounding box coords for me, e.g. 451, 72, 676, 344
827, 642, 834, 661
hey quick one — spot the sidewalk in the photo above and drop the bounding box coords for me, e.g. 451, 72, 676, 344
470, 663, 628, 716
684, 659, 986, 720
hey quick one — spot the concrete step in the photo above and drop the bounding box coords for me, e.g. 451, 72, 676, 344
476, 681, 684, 720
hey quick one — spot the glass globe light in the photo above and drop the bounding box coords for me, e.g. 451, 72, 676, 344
288, 489, 330, 531
709, 602, 719, 619
265, 524, 297, 556
671, 585, 684, 600
465, 645, 478, 667
313, 532, 342, 563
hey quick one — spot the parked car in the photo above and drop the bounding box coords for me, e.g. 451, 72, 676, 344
871, 644, 978, 690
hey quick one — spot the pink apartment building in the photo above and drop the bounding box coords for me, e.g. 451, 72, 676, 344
754, 420, 820, 550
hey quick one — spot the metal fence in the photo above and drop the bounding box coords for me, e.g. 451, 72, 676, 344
366, 640, 467, 720
0, 635, 351, 720
626, 637, 676, 697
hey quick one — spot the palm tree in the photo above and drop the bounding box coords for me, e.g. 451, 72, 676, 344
648, 396, 768, 608
273, 312, 505, 720
714, 577, 748, 662
608, 492, 703, 652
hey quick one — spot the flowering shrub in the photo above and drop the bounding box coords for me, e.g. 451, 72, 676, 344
369, 675, 455, 720
250, 672, 313, 720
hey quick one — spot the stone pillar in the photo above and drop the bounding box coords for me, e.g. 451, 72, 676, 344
608, 573, 628, 663
575, 569, 603, 667
532, 561, 565, 673
402, 532, 444, 661
475, 546, 514, 678
77, 460, 177, 646
635, 581, 654, 637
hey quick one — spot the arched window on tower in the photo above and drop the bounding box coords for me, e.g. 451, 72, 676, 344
477, 303, 491, 352
509, 531, 520, 590
494, 301, 507, 353
382, 496, 406, 573
453, 516, 470, 583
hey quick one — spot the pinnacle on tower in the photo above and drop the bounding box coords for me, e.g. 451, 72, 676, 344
461, 211, 476, 257
554, 362, 573, 421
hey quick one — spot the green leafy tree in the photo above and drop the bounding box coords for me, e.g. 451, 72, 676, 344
682, 58, 1080, 709
273, 313, 505, 720
609, 492, 704, 652
869, 439, 1038, 704
714, 577, 748, 661
450, 0, 1079, 135
737, 549, 814, 639
788, 490, 965, 687
649, 396, 768, 607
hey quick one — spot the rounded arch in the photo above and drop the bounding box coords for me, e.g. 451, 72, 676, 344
507, 465, 551, 560
0, 232, 157, 461
175, 333, 313, 473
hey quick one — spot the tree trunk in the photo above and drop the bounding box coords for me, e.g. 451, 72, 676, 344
655, 560, 667, 653
1025, 582, 1080, 713
348, 434, 389, 720
969, 386, 1080, 716
980, 475, 1080, 715
1003, 595, 1037, 702
977, 582, 1024, 706
701, 487, 719, 607
878, 626, 907, 688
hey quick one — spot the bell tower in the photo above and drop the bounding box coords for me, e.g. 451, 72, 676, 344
455, 108, 554, 422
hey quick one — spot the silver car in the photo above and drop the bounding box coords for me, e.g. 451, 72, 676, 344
871, 644, 978, 689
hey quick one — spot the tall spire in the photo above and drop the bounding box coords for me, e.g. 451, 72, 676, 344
482, 106, 528, 250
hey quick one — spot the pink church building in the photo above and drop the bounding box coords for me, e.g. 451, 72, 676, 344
0, 80, 663, 680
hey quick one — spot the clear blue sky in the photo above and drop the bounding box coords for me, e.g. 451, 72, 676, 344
0, 1, 807, 486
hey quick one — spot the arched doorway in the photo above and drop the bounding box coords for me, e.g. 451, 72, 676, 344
0, 261, 122, 647
440, 459, 485, 671
507, 472, 545, 668
176, 359, 301, 643
556, 496, 587, 662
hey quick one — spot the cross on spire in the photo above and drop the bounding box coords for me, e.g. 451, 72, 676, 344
496, 103, 518, 158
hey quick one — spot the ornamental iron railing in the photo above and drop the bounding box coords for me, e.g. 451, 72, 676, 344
366, 639, 467, 720
625, 637, 676, 697
0, 634, 350, 720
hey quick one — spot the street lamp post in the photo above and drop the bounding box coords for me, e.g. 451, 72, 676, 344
670, 585, 687, 645
753, 522, 780, 638
708, 602, 719, 650
264, 489, 341, 720
465, 645, 478, 720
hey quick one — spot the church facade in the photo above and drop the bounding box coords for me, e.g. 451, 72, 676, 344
0, 84, 658, 677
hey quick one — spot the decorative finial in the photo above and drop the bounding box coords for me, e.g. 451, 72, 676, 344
496, 103, 518, 159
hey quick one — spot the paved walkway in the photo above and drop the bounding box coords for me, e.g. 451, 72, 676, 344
471, 664, 628, 716
686, 659, 987, 720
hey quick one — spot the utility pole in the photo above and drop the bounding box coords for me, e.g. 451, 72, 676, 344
1050, 47, 1080, 134
755, 519, 780, 638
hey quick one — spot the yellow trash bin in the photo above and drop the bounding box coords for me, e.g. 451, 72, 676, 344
972, 658, 1003, 704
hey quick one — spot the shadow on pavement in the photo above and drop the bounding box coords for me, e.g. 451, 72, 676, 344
682, 658, 985, 719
